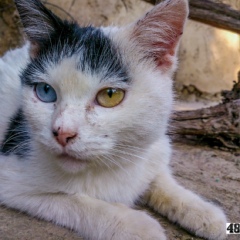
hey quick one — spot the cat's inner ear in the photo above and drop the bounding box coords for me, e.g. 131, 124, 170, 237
15, 0, 64, 58
130, 0, 189, 69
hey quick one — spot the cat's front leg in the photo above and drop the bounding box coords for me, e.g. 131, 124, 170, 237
144, 167, 227, 240
7, 193, 166, 240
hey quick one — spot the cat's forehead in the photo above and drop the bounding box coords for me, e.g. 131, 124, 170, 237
22, 26, 129, 89
48, 57, 93, 96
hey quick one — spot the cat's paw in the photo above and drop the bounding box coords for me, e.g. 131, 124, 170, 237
112, 208, 166, 240
182, 200, 227, 240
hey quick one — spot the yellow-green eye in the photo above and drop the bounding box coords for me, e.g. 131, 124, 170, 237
96, 88, 125, 108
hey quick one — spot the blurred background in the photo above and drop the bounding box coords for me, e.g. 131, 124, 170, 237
0, 0, 239, 105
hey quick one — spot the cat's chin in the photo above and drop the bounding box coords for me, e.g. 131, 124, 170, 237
56, 154, 88, 174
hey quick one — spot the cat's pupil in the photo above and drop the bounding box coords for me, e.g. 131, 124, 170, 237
107, 89, 113, 98
44, 84, 50, 94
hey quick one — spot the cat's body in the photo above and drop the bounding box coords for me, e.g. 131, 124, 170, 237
0, 0, 227, 239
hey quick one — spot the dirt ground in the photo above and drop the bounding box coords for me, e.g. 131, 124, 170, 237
0, 142, 239, 240
165, 142, 240, 240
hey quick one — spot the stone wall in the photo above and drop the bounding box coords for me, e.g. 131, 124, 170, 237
176, 0, 240, 100
46, 0, 151, 26
0, 0, 23, 56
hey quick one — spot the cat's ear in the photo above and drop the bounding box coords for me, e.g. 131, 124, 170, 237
130, 0, 189, 70
14, 0, 64, 57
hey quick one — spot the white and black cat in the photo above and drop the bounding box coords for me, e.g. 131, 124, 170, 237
0, 0, 227, 239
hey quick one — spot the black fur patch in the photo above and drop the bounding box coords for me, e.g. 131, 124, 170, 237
14, 0, 129, 86
0, 109, 31, 158
22, 24, 129, 86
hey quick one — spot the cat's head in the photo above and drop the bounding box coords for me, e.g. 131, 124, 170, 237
15, 0, 188, 173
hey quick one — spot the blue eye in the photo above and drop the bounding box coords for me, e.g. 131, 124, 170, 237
35, 83, 57, 103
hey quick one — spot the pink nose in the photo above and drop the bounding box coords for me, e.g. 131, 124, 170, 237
53, 130, 77, 147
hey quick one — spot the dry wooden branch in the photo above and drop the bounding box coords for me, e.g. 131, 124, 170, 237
169, 75, 240, 150
142, 0, 240, 34
170, 100, 240, 150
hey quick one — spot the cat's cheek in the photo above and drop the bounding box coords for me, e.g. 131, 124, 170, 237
31, 97, 38, 103
85, 109, 99, 127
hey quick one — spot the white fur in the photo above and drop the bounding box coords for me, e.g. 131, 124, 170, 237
0, 43, 30, 144
0, 0, 227, 239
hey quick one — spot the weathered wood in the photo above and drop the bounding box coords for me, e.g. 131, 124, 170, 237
142, 0, 240, 34
169, 99, 240, 149
169, 76, 240, 150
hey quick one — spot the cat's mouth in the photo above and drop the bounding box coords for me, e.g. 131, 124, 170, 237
58, 153, 87, 163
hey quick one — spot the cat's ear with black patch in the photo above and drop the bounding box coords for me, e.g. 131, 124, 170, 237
14, 0, 64, 57
130, 0, 189, 70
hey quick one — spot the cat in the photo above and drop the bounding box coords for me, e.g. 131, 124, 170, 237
0, 0, 227, 239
